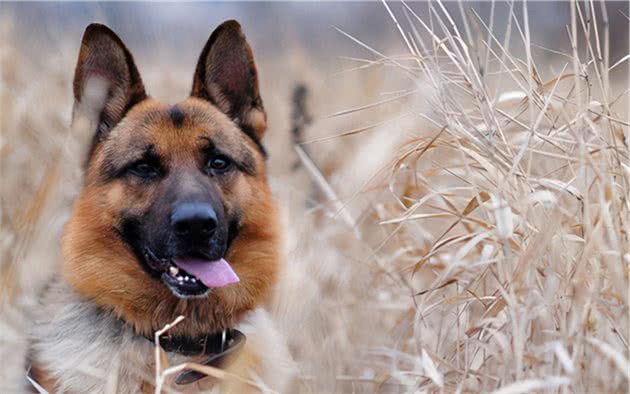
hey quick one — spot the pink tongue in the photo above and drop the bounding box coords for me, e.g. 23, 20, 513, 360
172, 258, 239, 288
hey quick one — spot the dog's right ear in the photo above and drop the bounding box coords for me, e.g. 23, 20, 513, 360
73, 23, 146, 146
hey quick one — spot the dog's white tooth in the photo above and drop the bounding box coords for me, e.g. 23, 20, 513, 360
191, 277, 197, 283
184, 276, 190, 281
169, 266, 179, 276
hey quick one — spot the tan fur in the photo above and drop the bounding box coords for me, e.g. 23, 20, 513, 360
62, 99, 279, 338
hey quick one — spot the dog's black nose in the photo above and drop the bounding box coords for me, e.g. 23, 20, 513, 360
171, 203, 217, 239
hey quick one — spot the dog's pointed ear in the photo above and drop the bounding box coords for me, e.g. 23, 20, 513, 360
191, 20, 267, 140
73, 23, 147, 142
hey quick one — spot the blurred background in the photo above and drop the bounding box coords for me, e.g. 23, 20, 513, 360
1, 2, 629, 393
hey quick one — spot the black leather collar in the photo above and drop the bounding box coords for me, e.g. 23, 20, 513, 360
147, 328, 246, 385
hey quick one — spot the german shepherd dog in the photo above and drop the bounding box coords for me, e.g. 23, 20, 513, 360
29, 21, 291, 392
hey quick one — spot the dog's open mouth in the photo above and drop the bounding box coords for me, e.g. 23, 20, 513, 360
144, 250, 240, 298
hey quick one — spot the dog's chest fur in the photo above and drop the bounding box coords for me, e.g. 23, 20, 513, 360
29, 277, 291, 393
31, 277, 165, 392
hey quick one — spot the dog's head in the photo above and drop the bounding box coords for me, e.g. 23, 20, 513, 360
62, 21, 279, 336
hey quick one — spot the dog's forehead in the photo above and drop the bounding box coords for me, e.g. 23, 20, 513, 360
108, 98, 251, 157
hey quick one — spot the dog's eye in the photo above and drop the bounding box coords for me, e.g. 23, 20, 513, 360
207, 155, 233, 174
129, 161, 159, 179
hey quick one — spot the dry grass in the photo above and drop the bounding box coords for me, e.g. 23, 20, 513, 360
1, 1, 629, 393
275, 2, 629, 392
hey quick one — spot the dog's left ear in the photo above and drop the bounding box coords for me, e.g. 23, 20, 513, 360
73, 23, 147, 143
191, 20, 267, 140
